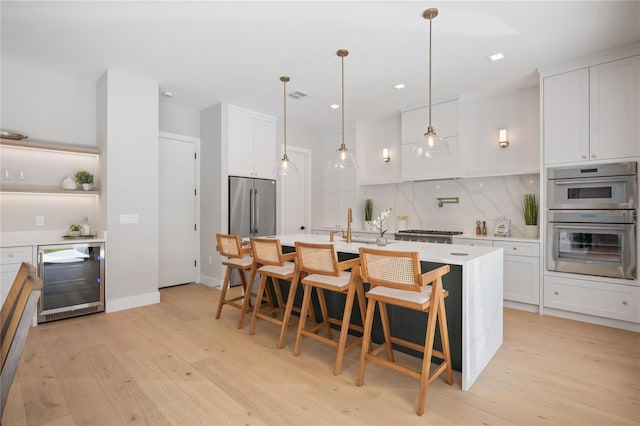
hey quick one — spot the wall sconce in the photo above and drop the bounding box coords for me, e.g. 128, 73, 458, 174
382, 148, 391, 162
498, 129, 510, 148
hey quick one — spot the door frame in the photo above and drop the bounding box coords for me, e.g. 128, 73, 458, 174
278, 145, 312, 234
159, 131, 201, 284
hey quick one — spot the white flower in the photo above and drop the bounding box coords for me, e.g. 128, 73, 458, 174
372, 208, 392, 237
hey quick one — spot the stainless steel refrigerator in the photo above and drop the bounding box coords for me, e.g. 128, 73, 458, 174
228, 176, 276, 238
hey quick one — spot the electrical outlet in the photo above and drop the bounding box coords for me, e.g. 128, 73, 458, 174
36, 216, 45, 226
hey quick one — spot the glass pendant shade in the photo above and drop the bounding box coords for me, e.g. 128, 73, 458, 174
276, 75, 297, 176
331, 143, 358, 169
413, 125, 449, 158
275, 153, 298, 176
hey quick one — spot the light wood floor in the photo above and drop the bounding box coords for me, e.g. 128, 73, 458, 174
3, 283, 639, 425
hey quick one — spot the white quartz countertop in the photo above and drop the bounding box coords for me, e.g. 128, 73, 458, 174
0, 231, 106, 247
270, 233, 501, 266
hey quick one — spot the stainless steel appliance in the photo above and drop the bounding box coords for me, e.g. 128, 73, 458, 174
547, 161, 637, 210
546, 161, 637, 280
229, 176, 276, 238
394, 229, 463, 244
37, 242, 105, 323
546, 210, 636, 279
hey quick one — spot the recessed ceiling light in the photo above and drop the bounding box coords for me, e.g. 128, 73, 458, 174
394, 83, 406, 89
161, 91, 173, 97
330, 104, 340, 109
489, 52, 504, 62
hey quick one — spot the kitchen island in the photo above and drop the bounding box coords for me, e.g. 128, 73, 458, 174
271, 233, 503, 391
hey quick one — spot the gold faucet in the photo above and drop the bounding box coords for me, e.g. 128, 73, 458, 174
342, 208, 352, 243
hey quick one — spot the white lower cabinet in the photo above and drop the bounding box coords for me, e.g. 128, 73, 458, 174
454, 237, 540, 308
544, 275, 639, 323
0, 246, 34, 306
495, 241, 540, 306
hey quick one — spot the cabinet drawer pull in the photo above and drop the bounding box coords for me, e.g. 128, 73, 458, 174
582, 155, 587, 159
622, 301, 628, 306
554, 291, 559, 295
512, 247, 517, 250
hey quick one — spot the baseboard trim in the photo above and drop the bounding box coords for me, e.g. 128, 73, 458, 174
543, 307, 640, 332
504, 300, 539, 313
106, 291, 160, 313
199, 274, 221, 289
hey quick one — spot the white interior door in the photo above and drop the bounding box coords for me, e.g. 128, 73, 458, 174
159, 136, 197, 287
280, 146, 311, 234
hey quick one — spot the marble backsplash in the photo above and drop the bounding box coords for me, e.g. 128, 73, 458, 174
360, 174, 541, 238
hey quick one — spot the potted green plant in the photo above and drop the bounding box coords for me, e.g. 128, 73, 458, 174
68, 224, 80, 237
364, 199, 373, 229
522, 193, 539, 238
74, 171, 94, 191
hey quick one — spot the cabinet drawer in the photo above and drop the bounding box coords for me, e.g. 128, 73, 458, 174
453, 238, 493, 247
544, 276, 639, 323
493, 240, 539, 257
0, 246, 33, 265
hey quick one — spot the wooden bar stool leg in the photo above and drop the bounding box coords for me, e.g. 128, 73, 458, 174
438, 294, 454, 385
417, 295, 440, 416
357, 297, 377, 386
334, 284, 357, 376
248, 274, 269, 335
277, 270, 299, 349
316, 288, 333, 339
215, 266, 232, 319
379, 301, 394, 362
237, 265, 257, 329
294, 283, 313, 357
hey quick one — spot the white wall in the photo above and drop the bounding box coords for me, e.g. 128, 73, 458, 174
97, 68, 160, 311
159, 99, 200, 138
1, 58, 96, 146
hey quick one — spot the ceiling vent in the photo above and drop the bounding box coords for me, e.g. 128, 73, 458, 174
288, 91, 310, 100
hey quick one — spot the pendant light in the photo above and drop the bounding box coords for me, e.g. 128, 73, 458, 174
413, 8, 450, 159
275, 75, 297, 176
331, 49, 358, 169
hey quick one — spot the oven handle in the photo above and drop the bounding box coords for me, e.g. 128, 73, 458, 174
552, 177, 628, 185
552, 224, 630, 231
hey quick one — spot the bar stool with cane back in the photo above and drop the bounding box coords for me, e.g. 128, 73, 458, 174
245, 237, 315, 348
215, 234, 272, 321
357, 247, 453, 416
293, 241, 367, 375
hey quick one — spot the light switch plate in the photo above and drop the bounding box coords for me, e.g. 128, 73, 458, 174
119, 214, 139, 224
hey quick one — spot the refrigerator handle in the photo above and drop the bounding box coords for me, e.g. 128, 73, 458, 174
254, 188, 259, 234
250, 188, 255, 236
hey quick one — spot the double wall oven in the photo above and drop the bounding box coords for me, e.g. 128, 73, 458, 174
546, 161, 637, 280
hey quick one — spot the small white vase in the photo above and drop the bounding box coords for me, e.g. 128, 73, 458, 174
81, 183, 92, 191
524, 225, 538, 238
376, 236, 388, 246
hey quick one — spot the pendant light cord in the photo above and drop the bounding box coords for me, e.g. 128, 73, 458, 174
428, 14, 432, 128
283, 78, 287, 156
341, 52, 345, 149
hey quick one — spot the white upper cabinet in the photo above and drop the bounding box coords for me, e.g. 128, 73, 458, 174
590, 55, 640, 161
544, 55, 640, 165
227, 105, 276, 179
401, 99, 462, 181
543, 68, 590, 164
